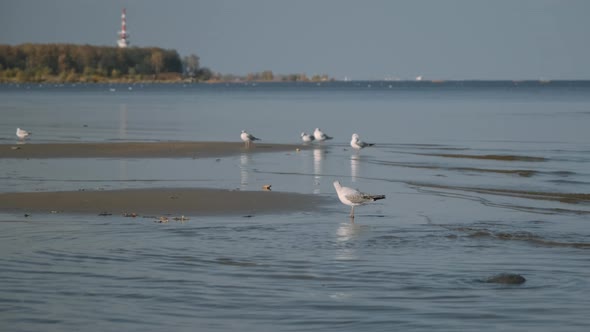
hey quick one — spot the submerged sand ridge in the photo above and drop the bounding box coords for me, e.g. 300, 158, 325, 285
0, 188, 330, 216
0, 141, 306, 159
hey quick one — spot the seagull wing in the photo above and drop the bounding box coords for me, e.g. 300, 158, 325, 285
345, 189, 385, 204
244, 133, 259, 141
345, 192, 370, 204
358, 140, 374, 148
340, 187, 367, 204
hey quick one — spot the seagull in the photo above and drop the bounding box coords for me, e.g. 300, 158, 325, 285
313, 128, 333, 141
333, 180, 385, 219
301, 132, 315, 143
16, 128, 31, 139
240, 130, 260, 148
350, 133, 374, 150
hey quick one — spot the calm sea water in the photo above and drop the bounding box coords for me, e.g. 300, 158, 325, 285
1, 81, 590, 331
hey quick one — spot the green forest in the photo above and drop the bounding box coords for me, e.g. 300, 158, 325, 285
0, 43, 210, 83
0, 43, 332, 83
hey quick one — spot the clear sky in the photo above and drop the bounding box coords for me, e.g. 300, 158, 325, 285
1, 0, 589, 80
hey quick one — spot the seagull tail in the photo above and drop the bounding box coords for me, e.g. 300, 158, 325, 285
370, 194, 386, 201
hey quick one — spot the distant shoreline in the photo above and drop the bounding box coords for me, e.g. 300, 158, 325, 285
2, 78, 589, 85
0, 75, 337, 84
2, 43, 587, 84
0, 43, 335, 84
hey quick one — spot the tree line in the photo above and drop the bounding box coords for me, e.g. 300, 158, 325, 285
0, 43, 209, 82
215, 71, 332, 83
0, 43, 331, 83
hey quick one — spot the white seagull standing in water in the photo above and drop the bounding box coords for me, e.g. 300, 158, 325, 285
333, 180, 385, 219
16, 128, 31, 140
240, 130, 260, 148
350, 133, 374, 151
313, 128, 333, 142
301, 132, 315, 143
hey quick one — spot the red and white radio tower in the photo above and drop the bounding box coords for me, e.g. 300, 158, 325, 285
117, 8, 130, 48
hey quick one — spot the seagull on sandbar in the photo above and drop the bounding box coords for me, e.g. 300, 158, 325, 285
16, 128, 31, 140
313, 128, 333, 142
350, 133, 374, 151
241, 130, 260, 148
333, 180, 385, 219
301, 132, 315, 143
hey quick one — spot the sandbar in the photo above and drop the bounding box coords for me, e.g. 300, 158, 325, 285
0, 188, 331, 216
0, 141, 326, 216
0, 141, 306, 159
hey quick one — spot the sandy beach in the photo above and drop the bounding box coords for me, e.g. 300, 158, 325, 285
0, 141, 326, 216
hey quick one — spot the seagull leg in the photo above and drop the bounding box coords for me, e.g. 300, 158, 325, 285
350, 206, 355, 218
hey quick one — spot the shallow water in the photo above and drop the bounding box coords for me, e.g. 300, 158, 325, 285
1, 81, 590, 331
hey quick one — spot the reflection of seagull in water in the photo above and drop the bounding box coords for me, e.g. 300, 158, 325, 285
301, 132, 315, 143
333, 180, 385, 219
313, 148, 323, 193
240, 154, 250, 189
313, 128, 333, 142
240, 130, 260, 148
350, 133, 374, 151
16, 127, 31, 139
350, 155, 359, 183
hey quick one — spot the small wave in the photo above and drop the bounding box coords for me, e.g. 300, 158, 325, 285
389, 143, 467, 150
373, 160, 538, 177
447, 226, 590, 249
409, 182, 590, 204
549, 179, 590, 186
414, 153, 547, 162
548, 171, 577, 177
215, 257, 259, 267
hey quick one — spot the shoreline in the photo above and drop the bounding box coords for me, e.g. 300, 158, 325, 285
0, 188, 331, 216
0, 141, 307, 159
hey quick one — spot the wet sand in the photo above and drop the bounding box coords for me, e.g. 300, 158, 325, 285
0, 141, 323, 216
0, 141, 306, 159
0, 188, 330, 216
